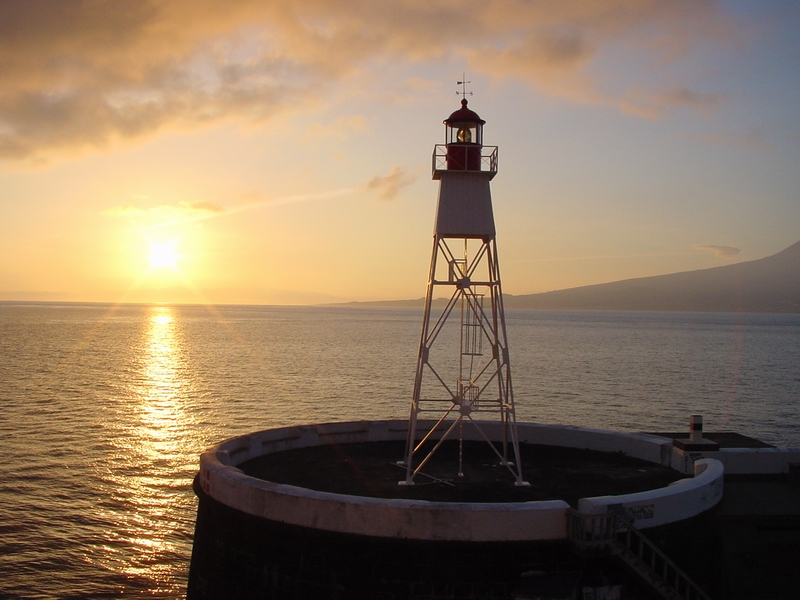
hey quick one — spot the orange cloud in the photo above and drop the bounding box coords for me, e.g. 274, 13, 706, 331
686, 128, 771, 150
695, 244, 741, 258
618, 87, 725, 119
365, 165, 417, 201
104, 200, 224, 227
0, 0, 737, 160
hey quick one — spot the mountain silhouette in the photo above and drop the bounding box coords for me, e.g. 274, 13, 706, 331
503, 240, 800, 312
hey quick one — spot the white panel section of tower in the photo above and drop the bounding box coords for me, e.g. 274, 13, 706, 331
434, 172, 496, 238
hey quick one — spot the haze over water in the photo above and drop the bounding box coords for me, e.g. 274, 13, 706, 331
1, 303, 798, 598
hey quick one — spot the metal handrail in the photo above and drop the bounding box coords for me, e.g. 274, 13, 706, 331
432, 144, 498, 177
566, 510, 713, 600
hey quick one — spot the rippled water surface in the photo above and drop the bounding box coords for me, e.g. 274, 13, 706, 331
1, 303, 798, 598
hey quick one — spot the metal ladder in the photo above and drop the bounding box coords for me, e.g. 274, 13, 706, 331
566, 510, 713, 600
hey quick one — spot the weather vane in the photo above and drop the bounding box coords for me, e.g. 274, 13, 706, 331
456, 74, 473, 100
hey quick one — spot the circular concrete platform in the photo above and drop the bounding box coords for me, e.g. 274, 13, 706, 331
239, 439, 680, 506
195, 420, 724, 542
189, 420, 726, 599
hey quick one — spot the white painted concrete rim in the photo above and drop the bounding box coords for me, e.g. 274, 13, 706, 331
197, 420, 719, 540
578, 458, 724, 528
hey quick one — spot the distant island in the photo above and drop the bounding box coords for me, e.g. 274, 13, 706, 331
343, 240, 800, 313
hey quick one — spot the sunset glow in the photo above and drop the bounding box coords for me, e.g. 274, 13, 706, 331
0, 2, 798, 305
148, 242, 180, 271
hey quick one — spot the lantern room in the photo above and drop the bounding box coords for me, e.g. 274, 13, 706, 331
444, 98, 485, 146
435, 98, 497, 174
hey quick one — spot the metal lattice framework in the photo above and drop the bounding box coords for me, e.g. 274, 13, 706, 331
401, 234, 528, 486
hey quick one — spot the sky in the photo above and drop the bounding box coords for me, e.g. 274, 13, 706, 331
0, 0, 798, 305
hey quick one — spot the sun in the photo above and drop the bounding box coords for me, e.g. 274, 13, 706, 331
148, 241, 180, 270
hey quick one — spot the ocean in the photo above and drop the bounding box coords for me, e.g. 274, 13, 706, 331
1, 303, 798, 598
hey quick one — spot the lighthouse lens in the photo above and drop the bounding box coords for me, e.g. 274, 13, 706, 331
457, 127, 471, 143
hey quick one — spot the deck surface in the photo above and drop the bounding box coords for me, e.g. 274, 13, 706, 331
239, 440, 682, 506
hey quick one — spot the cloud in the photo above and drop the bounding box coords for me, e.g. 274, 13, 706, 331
695, 244, 741, 258
619, 87, 725, 119
471, 1, 734, 113
470, 29, 603, 106
682, 128, 771, 151
365, 165, 416, 201
104, 200, 224, 227
105, 187, 360, 228
0, 0, 737, 161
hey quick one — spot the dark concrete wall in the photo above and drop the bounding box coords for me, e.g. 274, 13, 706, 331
187, 477, 576, 600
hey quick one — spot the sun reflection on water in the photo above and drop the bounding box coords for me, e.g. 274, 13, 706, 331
140, 310, 184, 459
92, 306, 202, 595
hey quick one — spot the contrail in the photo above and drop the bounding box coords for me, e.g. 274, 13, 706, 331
140, 186, 359, 231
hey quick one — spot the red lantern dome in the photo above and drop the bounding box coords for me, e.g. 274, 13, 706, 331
444, 99, 485, 145
443, 99, 485, 169
444, 98, 485, 128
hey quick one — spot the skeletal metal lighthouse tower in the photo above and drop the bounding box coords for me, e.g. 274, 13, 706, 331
402, 93, 527, 486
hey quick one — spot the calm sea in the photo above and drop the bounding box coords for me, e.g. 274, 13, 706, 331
1, 303, 798, 598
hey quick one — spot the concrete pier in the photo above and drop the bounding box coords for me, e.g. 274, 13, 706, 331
187, 420, 763, 599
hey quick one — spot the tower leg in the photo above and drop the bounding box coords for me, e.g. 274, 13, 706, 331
402, 235, 527, 486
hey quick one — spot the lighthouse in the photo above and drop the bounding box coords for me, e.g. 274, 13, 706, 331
401, 93, 527, 486
187, 90, 731, 600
